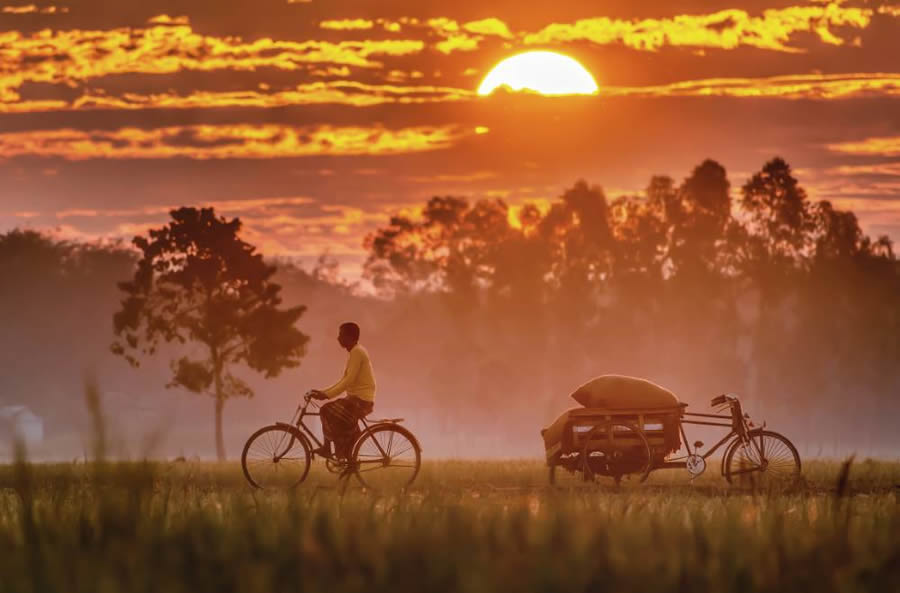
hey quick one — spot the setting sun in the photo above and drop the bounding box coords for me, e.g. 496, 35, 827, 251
477, 51, 599, 96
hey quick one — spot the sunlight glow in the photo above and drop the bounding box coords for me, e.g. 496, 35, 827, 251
477, 51, 599, 96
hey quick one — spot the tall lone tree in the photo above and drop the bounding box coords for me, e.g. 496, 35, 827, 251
112, 207, 309, 460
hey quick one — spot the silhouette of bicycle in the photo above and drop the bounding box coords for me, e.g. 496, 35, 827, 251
241, 390, 421, 491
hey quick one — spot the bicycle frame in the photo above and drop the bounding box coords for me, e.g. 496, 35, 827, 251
273, 394, 388, 463
655, 398, 760, 470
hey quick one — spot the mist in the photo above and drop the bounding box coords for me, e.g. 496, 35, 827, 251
2, 158, 899, 461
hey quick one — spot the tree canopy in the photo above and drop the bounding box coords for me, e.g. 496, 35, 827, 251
112, 207, 309, 460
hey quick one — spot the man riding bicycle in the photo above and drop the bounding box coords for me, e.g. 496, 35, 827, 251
310, 322, 376, 459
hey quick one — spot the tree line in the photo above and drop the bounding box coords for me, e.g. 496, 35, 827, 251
2, 156, 898, 458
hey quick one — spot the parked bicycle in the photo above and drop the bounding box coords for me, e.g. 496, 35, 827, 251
242, 390, 422, 491
548, 393, 801, 487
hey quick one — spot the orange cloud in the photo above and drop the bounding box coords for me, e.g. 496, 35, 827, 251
522, 4, 874, 52
827, 162, 900, 176
5, 72, 893, 114
406, 171, 497, 183
147, 14, 189, 25
826, 136, 900, 156
603, 72, 900, 99
0, 124, 477, 160
435, 33, 481, 54
426, 17, 460, 33
1, 4, 67, 14
53, 197, 317, 220
320, 19, 375, 30
0, 20, 425, 103
462, 18, 513, 39
0, 81, 476, 113
1, 4, 36, 12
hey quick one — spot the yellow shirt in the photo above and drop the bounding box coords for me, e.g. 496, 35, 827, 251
322, 344, 376, 402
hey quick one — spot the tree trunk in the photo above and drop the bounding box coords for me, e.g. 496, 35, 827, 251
213, 355, 226, 461
214, 395, 226, 461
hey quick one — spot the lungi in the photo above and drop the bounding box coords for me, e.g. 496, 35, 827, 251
321, 396, 374, 457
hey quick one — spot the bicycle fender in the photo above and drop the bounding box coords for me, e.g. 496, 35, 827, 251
275, 422, 312, 449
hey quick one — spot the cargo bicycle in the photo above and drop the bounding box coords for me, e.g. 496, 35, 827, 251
547, 394, 801, 487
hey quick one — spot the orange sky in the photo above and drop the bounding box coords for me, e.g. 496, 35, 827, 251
1, 0, 899, 274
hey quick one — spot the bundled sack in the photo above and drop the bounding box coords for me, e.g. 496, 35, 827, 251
570, 374, 679, 409
541, 408, 581, 458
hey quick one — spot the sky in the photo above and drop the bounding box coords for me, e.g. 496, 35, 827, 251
1, 0, 899, 275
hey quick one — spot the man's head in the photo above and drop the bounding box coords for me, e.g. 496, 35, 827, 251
338, 322, 360, 350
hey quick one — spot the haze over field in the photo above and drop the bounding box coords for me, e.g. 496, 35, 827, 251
1, 0, 899, 460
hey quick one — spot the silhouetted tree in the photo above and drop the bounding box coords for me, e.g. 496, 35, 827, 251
364, 196, 512, 300
112, 208, 309, 460
671, 160, 732, 275
741, 157, 814, 271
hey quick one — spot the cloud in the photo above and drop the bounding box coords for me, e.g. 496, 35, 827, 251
2, 71, 897, 116
462, 18, 513, 39
0, 80, 476, 113
826, 162, 900, 176
147, 14, 189, 25
522, 4, 874, 52
435, 33, 481, 54
29, 197, 388, 258
0, 124, 478, 160
603, 72, 900, 99
0, 19, 425, 103
406, 170, 497, 183
1, 4, 67, 14
426, 17, 460, 34
320, 19, 374, 30
53, 196, 317, 220
826, 136, 900, 156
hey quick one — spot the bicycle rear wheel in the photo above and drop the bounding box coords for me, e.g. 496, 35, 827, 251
351, 424, 421, 491
582, 422, 651, 485
549, 454, 590, 488
241, 425, 311, 489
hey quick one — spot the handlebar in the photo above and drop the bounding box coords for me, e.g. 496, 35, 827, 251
303, 389, 328, 401
710, 393, 738, 407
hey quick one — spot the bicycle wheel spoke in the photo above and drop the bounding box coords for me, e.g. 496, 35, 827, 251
391, 444, 414, 458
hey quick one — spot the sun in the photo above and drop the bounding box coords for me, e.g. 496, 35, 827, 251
477, 51, 599, 96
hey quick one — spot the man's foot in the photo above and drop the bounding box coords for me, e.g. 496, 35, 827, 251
312, 444, 331, 458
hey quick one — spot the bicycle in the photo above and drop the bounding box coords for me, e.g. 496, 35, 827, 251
241, 390, 422, 491
548, 393, 801, 488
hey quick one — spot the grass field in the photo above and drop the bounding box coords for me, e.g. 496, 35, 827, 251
0, 457, 898, 593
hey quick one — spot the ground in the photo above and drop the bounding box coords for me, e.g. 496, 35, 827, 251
0, 459, 898, 592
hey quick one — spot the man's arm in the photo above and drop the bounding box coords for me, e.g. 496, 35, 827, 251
320, 349, 362, 399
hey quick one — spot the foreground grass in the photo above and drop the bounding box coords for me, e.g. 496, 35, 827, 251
0, 459, 897, 593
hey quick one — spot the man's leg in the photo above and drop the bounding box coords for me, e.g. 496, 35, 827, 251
315, 401, 337, 457
338, 399, 374, 459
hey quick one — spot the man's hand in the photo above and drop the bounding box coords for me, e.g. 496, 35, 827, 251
309, 389, 328, 400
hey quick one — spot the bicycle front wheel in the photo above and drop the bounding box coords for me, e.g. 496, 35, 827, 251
241, 425, 311, 489
351, 424, 421, 491
724, 430, 801, 488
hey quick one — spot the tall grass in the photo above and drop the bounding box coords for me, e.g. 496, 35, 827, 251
0, 457, 897, 593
